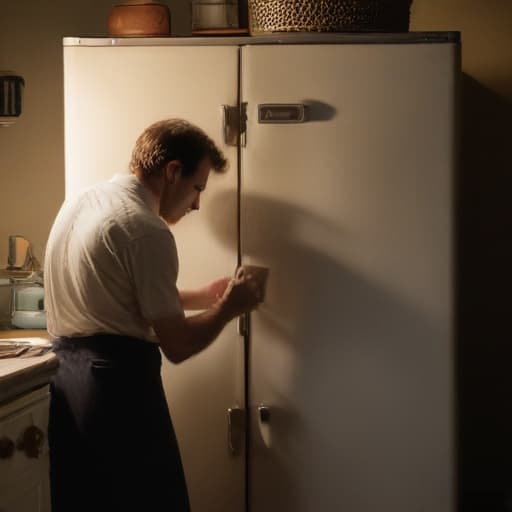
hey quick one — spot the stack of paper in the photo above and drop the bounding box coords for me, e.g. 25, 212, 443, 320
0, 339, 53, 359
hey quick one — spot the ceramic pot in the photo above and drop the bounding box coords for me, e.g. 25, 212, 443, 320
107, 1, 171, 37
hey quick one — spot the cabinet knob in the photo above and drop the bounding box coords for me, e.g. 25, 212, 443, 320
0, 436, 15, 459
16, 425, 45, 458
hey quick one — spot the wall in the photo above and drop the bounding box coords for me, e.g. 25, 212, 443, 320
1, 1, 511, 509
410, 2, 512, 511
0, 0, 190, 268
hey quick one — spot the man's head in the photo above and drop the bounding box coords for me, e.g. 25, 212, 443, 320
130, 118, 227, 178
130, 119, 227, 224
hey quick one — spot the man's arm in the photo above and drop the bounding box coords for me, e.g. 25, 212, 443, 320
152, 304, 230, 364
153, 276, 261, 364
179, 277, 231, 310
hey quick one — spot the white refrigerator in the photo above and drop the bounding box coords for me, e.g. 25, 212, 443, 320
62, 32, 459, 512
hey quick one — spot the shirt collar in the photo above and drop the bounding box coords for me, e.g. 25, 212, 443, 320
110, 173, 160, 216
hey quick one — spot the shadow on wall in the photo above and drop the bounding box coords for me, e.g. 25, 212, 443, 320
457, 74, 512, 512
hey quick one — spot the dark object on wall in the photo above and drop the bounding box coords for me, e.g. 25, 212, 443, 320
249, 0, 413, 34
0, 73, 24, 127
107, 0, 171, 37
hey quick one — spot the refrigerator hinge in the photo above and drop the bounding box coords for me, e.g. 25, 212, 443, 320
222, 103, 247, 147
227, 406, 245, 455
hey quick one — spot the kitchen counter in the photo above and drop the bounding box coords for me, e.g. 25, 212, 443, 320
0, 330, 57, 404
0, 330, 55, 510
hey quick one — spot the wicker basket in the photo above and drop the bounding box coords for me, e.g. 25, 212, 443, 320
249, 0, 413, 34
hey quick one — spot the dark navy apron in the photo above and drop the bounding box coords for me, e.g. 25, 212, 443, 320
49, 334, 190, 512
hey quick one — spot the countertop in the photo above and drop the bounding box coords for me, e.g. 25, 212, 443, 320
0, 330, 58, 404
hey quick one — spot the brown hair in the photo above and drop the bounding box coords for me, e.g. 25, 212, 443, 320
129, 118, 227, 178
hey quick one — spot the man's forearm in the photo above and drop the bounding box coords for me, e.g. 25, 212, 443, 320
154, 276, 260, 363
179, 289, 209, 310
179, 277, 231, 311
154, 304, 232, 364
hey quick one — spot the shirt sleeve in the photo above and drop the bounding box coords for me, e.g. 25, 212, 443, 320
123, 229, 184, 321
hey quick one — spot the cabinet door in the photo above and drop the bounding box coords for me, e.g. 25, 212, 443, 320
241, 43, 457, 512
0, 387, 51, 512
0, 476, 50, 512
64, 45, 243, 512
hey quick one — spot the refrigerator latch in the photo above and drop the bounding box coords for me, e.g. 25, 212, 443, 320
237, 313, 249, 337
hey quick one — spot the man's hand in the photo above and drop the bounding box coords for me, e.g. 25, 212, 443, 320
206, 277, 231, 304
157, 275, 263, 364
217, 274, 263, 320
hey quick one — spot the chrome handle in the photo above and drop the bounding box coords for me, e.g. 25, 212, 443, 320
227, 407, 245, 455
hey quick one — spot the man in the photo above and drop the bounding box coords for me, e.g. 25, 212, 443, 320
45, 119, 262, 512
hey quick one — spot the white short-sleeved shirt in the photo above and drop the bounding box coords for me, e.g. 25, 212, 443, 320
44, 173, 184, 343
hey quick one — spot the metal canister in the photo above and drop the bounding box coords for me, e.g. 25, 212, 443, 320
0, 73, 24, 127
192, 0, 239, 30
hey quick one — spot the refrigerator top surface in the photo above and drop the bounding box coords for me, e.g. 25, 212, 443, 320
63, 32, 460, 47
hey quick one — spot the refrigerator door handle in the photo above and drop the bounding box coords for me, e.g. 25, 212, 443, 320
257, 405, 272, 448
258, 405, 270, 423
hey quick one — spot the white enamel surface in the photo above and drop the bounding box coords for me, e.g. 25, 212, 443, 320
64, 40, 459, 512
241, 43, 457, 512
64, 45, 243, 512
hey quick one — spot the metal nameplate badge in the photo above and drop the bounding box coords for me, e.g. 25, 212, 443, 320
258, 104, 306, 124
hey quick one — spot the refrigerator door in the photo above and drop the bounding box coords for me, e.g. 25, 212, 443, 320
64, 45, 243, 512
241, 43, 457, 511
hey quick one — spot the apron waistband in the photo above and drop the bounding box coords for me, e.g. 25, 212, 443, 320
52, 333, 161, 367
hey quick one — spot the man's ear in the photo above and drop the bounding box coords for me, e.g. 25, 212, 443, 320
165, 160, 182, 184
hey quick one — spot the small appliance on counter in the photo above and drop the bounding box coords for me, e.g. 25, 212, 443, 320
11, 274, 46, 329
0, 236, 46, 330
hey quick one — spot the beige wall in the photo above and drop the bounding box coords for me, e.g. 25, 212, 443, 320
411, 0, 512, 98
0, 0, 190, 268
